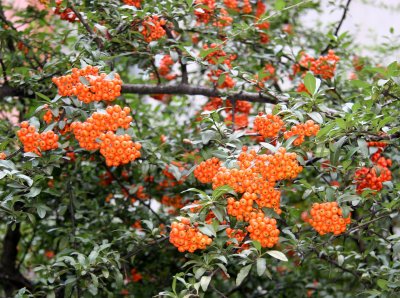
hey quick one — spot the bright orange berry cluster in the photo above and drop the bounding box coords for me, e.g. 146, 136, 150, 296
226, 100, 252, 114
227, 194, 255, 221
43, 110, 53, 124
55, 1, 78, 23
225, 113, 249, 129
17, 122, 59, 155
140, 16, 166, 42
367, 141, 387, 148
0, 152, 6, 160
194, 0, 216, 24
295, 50, 340, 79
242, 0, 252, 13
203, 44, 233, 68
52, 67, 122, 103
71, 105, 132, 150
283, 120, 320, 146
213, 147, 301, 214
203, 97, 223, 111
161, 195, 185, 213
169, 218, 213, 252
194, 157, 221, 183
226, 227, 247, 248
208, 69, 235, 89
305, 202, 351, 235
99, 132, 141, 167
354, 142, 392, 194
224, 0, 238, 9
253, 112, 285, 138
213, 8, 233, 27
123, 0, 140, 8
158, 55, 175, 79
296, 82, 309, 94
246, 213, 280, 248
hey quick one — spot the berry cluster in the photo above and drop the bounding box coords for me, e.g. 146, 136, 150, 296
208, 69, 235, 89
194, 157, 221, 183
246, 213, 280, 248
225, 113, 249, 129
161, 195, 185, 214
227, 194, 255, 221
158, 55, 176, 80
130, 268, 143, 282
140, 16, 166, 42
304, 202, 351, 235
71, 105, 140, 166
213, 147, 302, 215
226, 228, 248, 250
253, 113, 285, 138
354, 142, 392, 193
296, 82, 309, 94
203, 44, 234, 68
242, 0, 252, 13
213, 8, 233, 27
194, 0, 216, 24
123, 0, 141, 8
54, 1, 78, 23
255, 1, 270, 43
224, 0, 238, 10
0, 152, 6, 160
71, 105, 132, 150
52, 67, 122, 103
283, 120, 320, 146
226, 100, 252, 114
169, 218, 213, 252
99, 132, 141, 167
294, 50, 340, 80
43, 110, 53, 124
203, 97, 223, 111
17, 122, 59, 155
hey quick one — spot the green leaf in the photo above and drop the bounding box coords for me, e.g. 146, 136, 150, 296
252, 240, 261, 252
212, 185, 235, 200
275, 0, 286, 10
36, 92, 51, 102
236, 264, 252, 286
256, 258, 266, 276
377, 279, 388, 290
266, 250, 288, 261
308, 112, 323, 124
200, 275, 211, 291
304, 72, 316, 95
37, 205, 46, 219
195, 267, 206, 280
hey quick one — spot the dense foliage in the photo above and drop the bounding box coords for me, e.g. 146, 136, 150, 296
0, 0, 399, 297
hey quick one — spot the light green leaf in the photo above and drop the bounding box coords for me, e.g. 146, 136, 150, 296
266, 250, 288, 262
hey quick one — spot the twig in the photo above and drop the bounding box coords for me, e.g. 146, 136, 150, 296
151, 59, 162, 85
68, 2, 103, 49
17, 224, 37, 270
163, 25, 189, 84
121, 83, 279, 103
0, 58, 8, 84
321, 0, 352, 54
105, 166, 165, 224
6, 148, 23, 160
122, 236, 168, 260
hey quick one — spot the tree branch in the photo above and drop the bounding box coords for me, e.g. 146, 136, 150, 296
68, 2, 103, 49
121, 83, 279, 103
321, 0, 352, 54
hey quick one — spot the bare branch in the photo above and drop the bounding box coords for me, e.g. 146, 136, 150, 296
121, 83, 279, 103
68, 2, 103, 49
